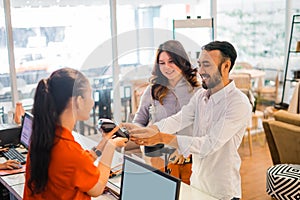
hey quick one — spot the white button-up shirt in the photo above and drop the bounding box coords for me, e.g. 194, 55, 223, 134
155, 81, 252, 200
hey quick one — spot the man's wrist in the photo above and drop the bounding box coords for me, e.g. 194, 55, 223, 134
150, 125, 160, 132
160, 132, 176, 145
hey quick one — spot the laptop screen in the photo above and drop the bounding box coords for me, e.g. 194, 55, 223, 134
20, 112, 33, 149
120, 155, 181, 200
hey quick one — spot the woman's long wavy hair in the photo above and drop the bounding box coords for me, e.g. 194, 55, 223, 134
150, 40, 200, 104
28, 68, 88, 195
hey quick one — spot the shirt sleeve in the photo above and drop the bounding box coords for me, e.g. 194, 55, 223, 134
177, 94, 252, 158
154, 89, 199, 134
72, 150, 100, 192
132, 86, 152, 127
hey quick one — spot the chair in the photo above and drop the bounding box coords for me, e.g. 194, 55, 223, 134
230, 72, 252, 88
230, 73, 263, 155
263, 110, 300, 164
255, 72, 280, 104
244, 111, 265, 156
230, 73, 255, 106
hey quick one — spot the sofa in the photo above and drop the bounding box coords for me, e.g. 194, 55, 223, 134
263, 109, 300, 165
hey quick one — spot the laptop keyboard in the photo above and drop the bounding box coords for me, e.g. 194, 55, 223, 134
3, 148, 26, 165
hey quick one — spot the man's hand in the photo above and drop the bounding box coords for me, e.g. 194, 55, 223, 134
119, 123, 141, 131
130, 126, 160, 139
120, 124, 159, 138
120, 124, 161, 146
121, 123, 177, 148
131, 129, 162, 146
169, 150, 185, 164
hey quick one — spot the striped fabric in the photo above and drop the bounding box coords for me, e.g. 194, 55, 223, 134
266, 164, 300, 200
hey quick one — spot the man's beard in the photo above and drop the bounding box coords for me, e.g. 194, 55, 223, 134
202, 80, 208, 89
201, 64, 223, 90
201, 72, 222, 90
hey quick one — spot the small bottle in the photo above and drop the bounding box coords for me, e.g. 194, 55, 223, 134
7, 110, 14, 124
14, 102, 25, 124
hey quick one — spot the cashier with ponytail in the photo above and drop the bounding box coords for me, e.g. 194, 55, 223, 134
23, 68, 128, 200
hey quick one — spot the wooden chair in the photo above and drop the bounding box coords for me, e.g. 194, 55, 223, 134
262, 110, 300, 164
245, 111, 265, 155
230, 73, 255, 106
230, 73, 264, 155
255, 72, 280, 104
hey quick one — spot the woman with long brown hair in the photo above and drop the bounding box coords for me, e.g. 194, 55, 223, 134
133, 40, 200, 184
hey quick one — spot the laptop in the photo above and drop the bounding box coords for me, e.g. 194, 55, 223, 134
119, 155, 181, 200
19, 112, 33, 149
2, 112, 33, 164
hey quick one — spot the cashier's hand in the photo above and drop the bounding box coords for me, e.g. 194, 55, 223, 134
110, 137, 128, 148
109, 126, 129, 147
99, 126, 128, 148
101, 126, 120, 140
0, 160, 22, 170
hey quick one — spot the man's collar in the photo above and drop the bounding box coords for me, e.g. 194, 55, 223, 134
209, 81, 235, 104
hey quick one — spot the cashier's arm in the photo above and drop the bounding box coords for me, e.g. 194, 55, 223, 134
87, 127, 128, 197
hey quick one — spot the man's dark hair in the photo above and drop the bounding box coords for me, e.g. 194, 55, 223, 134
202, 41, 237, 71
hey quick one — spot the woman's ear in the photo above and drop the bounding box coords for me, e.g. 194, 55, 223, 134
75, 96, 84, 110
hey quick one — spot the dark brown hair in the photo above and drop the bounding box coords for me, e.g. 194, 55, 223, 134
28, 68, 89, 195
150, 40, 199, 104
202, 41, 237, 72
